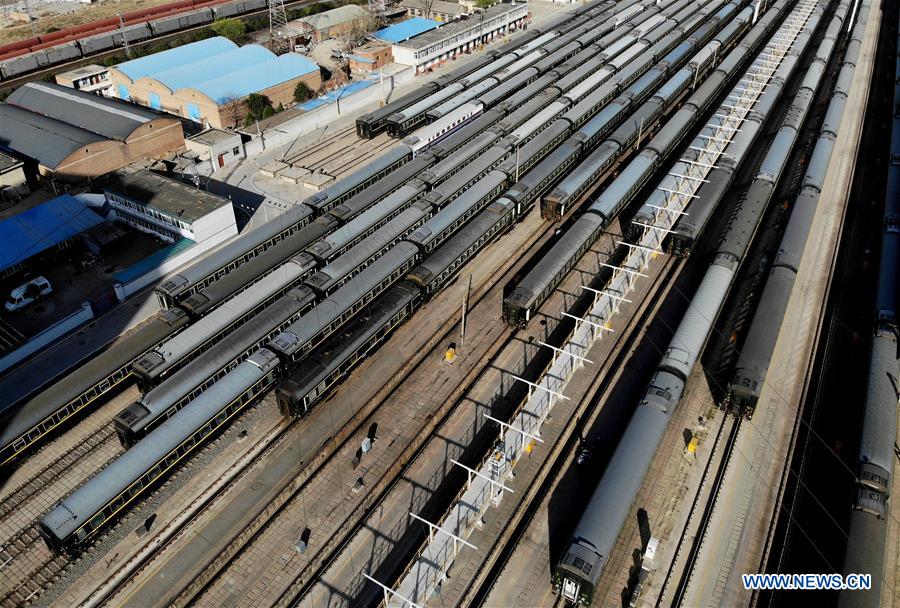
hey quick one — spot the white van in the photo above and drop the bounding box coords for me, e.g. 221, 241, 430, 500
5, 276, 53, 312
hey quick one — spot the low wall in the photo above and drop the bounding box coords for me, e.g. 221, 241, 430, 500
243, 67, 415, 157
0, 301, 93, 374
113, 229, 234, 301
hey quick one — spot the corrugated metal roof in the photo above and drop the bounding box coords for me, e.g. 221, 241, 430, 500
114, 37, 238, 82
7, 82, 166, 142
193, 53, 319, 104
373, 17, 441, 43
149, 44, 275, 93
115, 38, 318, 105
298, 4, 368, 30
0, 194, 106, 273
0, 103, 108, 169
113, 238, 195, 284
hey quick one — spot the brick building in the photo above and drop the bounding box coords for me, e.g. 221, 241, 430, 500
109, 37, 322, 129
1, 82, 184, 180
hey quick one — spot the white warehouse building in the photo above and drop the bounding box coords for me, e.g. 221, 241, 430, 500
101, 170, 238, 298
390, 3, 529, 73
102, 170, 236, 244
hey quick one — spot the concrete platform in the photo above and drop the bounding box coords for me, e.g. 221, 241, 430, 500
259, 161, 290, 177
278, 166, 310, 184
302, 172, 335, 191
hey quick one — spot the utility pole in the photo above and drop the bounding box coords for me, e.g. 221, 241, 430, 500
460, 274, 471, 347
119, 14, 131, 58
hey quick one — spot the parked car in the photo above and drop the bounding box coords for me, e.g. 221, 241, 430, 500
5, 276, 52, 312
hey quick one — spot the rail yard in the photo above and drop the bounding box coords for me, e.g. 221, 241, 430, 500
0, 0, 896, 606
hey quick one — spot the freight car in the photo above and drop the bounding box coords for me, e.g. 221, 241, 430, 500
0, 0, 265, 80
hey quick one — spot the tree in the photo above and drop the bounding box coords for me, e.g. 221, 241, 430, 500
245, 93, 273, 120
474, 0, 494, 8
222, 93, 244, 128
421, 0, 436, 19
347, 13, 377, 46
211, 18, 246, 42
293, 81, 314, 103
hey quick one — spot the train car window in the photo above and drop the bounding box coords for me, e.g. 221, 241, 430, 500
90, 514, 104, 529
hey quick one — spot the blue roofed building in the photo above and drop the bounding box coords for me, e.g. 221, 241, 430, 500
112, 37, 238, 82
372, 17, 441, 43
0, 194, 105, 278
108, 37, 322, 128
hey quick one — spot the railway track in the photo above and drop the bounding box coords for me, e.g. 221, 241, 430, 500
166, 196, 578, 608
95, 4, 703, 600
149, 1, 768, 601
0, 426, 117, 522
1, 544, 67, 608
666, 414, 740, 606
660, 1, 868, 599
58, 400, 289, 608
283, 126, 358, 165
76, 215, 544, 606
16, 3, 752, 606
462, 256, 684, 608
324, 137, 400, 177
0, 423, 121, 607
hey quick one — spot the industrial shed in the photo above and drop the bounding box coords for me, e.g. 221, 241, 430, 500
0, 103, 126, 180
0, 194, 106, 278
109, 37, 322, 128
295, 4, 370, 41
7, 82, 185, 164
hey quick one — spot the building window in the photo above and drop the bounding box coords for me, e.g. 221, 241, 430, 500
233, 147, 240, 155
